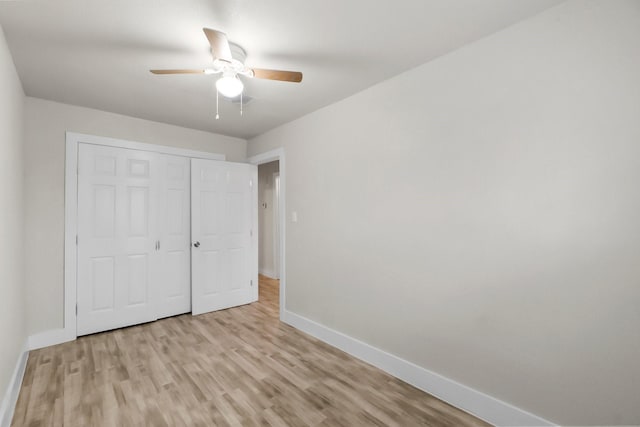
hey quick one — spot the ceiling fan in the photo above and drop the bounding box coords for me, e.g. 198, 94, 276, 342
151, 28, 303, 101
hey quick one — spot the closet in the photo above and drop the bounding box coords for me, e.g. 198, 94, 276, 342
76, 142, 257, 336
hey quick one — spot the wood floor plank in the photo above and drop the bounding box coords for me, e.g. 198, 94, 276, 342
12, 275, 490, 426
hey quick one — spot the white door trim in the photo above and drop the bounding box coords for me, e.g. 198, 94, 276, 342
67, 132, 227, 160
247, 149, 286, 320
60, 132, 226, 346
272, 172, 280, 279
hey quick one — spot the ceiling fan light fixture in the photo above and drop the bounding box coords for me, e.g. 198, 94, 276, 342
216, 75, 244, 98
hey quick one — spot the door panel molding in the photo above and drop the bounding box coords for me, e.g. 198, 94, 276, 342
77, 144, 160, 335
191, 159, 258, 316
156, 154, 192, 319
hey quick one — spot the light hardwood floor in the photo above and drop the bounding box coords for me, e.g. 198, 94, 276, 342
12, 276, 490, 426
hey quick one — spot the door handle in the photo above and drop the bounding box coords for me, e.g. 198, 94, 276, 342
193, 241, 200, 248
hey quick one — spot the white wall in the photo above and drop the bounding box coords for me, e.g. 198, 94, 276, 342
248, 1, 640, 425
24, 97, 247, 335
258, 161, 280, 278
0, 23, 26, 415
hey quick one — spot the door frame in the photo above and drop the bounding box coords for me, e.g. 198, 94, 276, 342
247, 149, 286, 320
62, 132, 225, 343
272, 172, 280, 279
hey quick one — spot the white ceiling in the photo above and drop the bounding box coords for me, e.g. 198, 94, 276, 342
0, 0, 563, 139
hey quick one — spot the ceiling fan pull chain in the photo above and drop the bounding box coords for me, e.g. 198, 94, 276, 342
215, 89, 220, 120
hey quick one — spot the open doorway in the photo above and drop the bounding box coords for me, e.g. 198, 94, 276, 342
257, 160, 280, 313
249, 148, 286, 320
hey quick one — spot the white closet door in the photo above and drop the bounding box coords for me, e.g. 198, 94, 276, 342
191, 159, 258, 315
77, 144, 160, 335
156, 155, 191, 318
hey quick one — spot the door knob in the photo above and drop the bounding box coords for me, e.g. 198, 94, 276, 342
193, 241, 200, 248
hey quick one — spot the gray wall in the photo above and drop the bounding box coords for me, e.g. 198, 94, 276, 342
248, 1, 640, 425
24, 97, 247, 335
0, 23, 26, 411
258, 161, 280, 278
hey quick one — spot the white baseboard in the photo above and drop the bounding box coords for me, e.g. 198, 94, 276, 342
0, 340, 28, 427
259, 268, 276, 279
283, 310, 555, 427
28, 328, 74, 351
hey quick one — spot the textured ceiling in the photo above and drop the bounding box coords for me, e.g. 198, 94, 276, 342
0, 0, 563, 139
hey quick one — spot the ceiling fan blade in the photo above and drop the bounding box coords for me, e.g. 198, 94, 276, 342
203, 28, 233, 62
251, 68, 303, 83
150, 69, 206, 74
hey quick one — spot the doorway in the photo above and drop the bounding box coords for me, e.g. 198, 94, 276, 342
249, 148, 286, 319
257, 160, 280, 311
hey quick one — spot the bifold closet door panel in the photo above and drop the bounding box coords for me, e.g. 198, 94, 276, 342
191, 159, 258, 315
77, 144, 161, 336
156, 154, 192, 319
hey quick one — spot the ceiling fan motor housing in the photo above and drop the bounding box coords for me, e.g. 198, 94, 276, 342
212, 43, 251, 76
